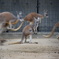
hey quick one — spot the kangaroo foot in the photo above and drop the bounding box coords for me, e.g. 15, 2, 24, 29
29, 41, 38, 44
25, 41, 29, 43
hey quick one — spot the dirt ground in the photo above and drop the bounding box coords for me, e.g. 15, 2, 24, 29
0, 34, 59, 59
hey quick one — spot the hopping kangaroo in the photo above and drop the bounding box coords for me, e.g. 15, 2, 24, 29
0, 12, 23, 34
43, 22, 59, 38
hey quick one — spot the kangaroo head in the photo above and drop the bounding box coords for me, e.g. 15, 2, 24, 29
44, 10, 48, 18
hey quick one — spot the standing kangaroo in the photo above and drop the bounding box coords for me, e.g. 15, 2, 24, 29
21, 24, 33, 43
8, 24, 34, 44
8, 17, 40, 45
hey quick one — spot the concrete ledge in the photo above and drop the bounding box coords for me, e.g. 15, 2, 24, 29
2, 32, 59, 35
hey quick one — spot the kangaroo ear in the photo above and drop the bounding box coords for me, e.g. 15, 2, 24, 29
44, 10, 48, 18
44, 10, 48, 15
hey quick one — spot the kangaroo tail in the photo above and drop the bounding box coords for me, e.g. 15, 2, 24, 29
8, 33, 25, 45
43, 26, 56, 38
8, 41, 22, 45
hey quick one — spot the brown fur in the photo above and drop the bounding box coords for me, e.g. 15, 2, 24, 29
0, 12, 20, 33
21, 25, 33, 42
0, 12, 19, 27
24, 12, 44, 22
0, 12, 17, 22
43, 22, 59, 38
8, 25, 33, 45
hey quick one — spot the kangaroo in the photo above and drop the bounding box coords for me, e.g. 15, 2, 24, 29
8, 24, 33, 44
0, 12, 22, 34
43, 22, 59, 38
8, 17, 40, 45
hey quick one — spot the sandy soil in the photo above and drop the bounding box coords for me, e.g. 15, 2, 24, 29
0, 34, 59, 59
